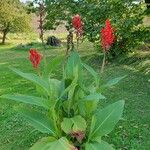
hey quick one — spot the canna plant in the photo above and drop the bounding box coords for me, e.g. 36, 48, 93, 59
72, 14, 83, 51
100, 19, 115, 73
1, 49, 125, 150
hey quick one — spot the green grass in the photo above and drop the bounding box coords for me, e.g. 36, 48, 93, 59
0, 38, 150, 150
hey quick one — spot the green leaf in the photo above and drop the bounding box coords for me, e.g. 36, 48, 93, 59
1, 94, 49, 109
103, 76, 126, 87
61, 115, 87, 134
20, 109, 56, 136
30, 137, 56, 150
36, 78, 61, 102
59, 75, 78, 100
30, 137, 76, 150
36, 85, 48, 97
84, 101, 98, 116
82, 63, 99, 87
83, 93, 106, 101
90, 100, 124, 138
10, 67, 50, 95
78, 93, 105, 117
44, 56, 63, 75
85, 141, 115, 150
48, 137, 76, 150
49, 78, 61, 99
65, 50, 82, 81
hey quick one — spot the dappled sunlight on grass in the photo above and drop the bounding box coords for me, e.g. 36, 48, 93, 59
0, 62, 9, 66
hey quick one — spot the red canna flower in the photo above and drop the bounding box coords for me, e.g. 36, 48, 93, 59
29, 48, 41, 69
100, 19, 115, 52
72, 14, 82, 31
72, 14, 83, 36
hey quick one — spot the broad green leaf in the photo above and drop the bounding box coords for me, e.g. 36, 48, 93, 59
61, 115, 87, 134
36, 84, 48, 97
10, 67, 50, 95
1, 94, 49, 109
49, 78, 61, 99
84, 101, 98, 116
91, 136, 101, 143
48, 137, 76, 150
90, 100, 124, 138
103, 76, 126, 87
44, 56, 63, 76
30, 137, 56, 150
85, 141, 115, 150
36, 78, 61, 100
78, 93, 105, 117
78, 100, 98, 117
83, 93, 106, 101
30, 137, 76, 150
82, 63, 99, 87
20, 109, 56, 136
59, 75, 78, 100
65, 50, 82, 81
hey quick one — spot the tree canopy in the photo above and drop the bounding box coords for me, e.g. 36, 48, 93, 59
43, 0, 150, 57
0, 0, 31, 44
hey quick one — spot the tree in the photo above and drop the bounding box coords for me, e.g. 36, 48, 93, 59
0, 0, 31, 44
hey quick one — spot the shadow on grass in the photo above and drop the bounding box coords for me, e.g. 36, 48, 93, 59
9, 42, 64, 51
83, 50, 150, 77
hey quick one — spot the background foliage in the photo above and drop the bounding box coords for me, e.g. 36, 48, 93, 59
0, 0, 31, 44
44, 0, 150, 57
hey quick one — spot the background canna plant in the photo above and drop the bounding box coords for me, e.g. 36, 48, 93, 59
1, 50, 125, 150
100, 19, 115, 73
71, 14, 83, 52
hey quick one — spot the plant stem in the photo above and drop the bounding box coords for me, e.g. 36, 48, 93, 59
52, 108, 60, 138
87, 116, 94, 142
76, 35, 79, 51
100, 52, 106, 74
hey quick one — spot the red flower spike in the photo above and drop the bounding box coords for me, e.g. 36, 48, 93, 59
72, 14, 83, 36
100, 19, 115, 52
29, 48, 41, 69
72, 14, 82, 30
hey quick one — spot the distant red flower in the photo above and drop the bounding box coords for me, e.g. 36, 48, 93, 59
100, 19, 115, 52
72, 14, 82, 30
72, 14, 83, 36
29, 49, 41, 68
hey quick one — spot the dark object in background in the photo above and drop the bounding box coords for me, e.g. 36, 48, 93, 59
145, 0, 150, 9
46, 36, 61, 46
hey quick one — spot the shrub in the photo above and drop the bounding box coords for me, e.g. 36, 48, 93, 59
79, 0, 149, 57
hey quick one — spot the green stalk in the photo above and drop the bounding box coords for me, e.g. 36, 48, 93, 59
87, 116, 95, 142
67, 98, 72, 117
100, 52, 106, 73
52, 108, 61, 138
77, 36, 79, 51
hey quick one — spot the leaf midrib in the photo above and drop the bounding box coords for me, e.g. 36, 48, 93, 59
91, 109, 115, 137
26, 115, 56, 136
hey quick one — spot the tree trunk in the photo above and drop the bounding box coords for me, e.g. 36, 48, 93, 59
2, 30, 7, 44
1, 23, 10, 44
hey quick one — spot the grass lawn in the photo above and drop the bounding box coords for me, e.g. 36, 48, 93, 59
0, 38, 150, 150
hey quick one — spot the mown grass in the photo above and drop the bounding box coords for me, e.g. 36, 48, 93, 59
0, 37, 150, 150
